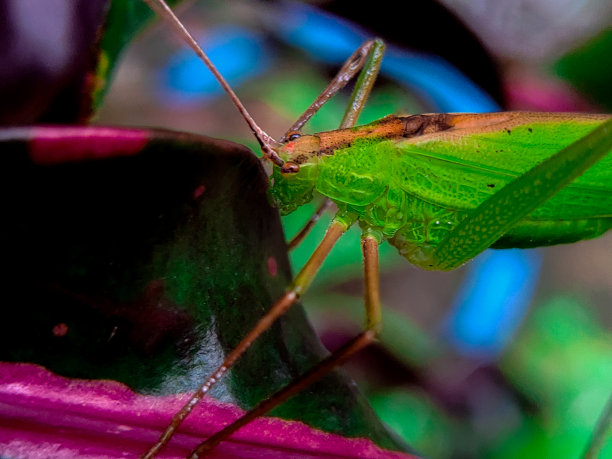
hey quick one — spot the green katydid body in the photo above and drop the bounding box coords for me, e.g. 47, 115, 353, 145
138, 3, 612, 452
271, 111, 612, 270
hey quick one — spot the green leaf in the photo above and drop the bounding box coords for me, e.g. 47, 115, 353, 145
92, 0, 185, 110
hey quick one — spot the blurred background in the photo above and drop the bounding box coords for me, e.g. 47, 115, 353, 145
96, 0, 612, 457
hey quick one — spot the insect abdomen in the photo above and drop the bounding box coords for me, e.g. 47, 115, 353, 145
314, 121, 612, 270
377, 191, 612, 269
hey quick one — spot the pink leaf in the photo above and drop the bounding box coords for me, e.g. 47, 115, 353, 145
0, 362, 418, 458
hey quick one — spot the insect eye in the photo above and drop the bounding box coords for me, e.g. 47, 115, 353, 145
286, 132, 301, 141
281, 162, 300, 174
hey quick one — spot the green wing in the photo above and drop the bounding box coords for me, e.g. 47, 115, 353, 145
389, 113, 612, 269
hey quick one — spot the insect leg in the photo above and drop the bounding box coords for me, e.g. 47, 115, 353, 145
583, 391, 612, 459
284, 39, 385, 249
287, 198, 334, 250
432, 117, 612, 271
142, 220, 349, 458
189, 234, 382, 457
281, 39, 385, 139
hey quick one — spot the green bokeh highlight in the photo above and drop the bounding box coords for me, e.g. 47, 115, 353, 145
556, 27, 612, 111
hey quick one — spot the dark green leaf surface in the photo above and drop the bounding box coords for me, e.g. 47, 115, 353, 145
0, 126, 410, 453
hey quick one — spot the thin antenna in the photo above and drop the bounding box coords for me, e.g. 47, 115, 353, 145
143, 0, 285, 166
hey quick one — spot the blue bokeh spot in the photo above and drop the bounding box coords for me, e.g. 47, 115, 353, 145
159, 26, 271, 105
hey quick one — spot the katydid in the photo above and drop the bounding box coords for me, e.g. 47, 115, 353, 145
142, 0, 612, 457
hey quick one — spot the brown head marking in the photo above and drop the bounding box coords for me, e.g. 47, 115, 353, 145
281, 162, 300, 174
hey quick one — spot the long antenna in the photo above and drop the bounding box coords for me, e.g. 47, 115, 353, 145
143, 0, 285, 166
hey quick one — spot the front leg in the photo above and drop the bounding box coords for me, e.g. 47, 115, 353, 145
282, 39, 386, 139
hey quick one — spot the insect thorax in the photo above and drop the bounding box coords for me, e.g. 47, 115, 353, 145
270, 114, 453, 216
270, 134, 467, 270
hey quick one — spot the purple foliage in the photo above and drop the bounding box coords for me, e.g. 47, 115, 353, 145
0, 0, 108, 124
